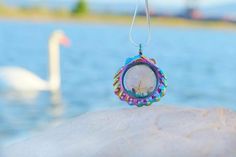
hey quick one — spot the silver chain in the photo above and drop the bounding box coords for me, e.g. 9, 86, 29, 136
129, 0, 151, 52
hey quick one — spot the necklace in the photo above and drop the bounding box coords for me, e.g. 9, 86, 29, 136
113, 0, 167, 107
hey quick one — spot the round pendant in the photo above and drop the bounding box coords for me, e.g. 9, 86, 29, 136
113, 55, 167, 107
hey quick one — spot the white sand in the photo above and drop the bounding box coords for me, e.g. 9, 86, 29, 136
2, 106, 236, 157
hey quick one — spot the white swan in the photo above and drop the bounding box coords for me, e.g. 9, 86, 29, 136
0, 30, 70, 93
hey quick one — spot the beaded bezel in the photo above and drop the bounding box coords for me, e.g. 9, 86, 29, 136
113, 55, 167, 107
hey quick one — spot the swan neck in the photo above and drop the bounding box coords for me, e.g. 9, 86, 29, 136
49, 39, 61, 91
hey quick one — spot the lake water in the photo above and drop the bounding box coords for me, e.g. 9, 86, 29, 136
0, 20, 236, 146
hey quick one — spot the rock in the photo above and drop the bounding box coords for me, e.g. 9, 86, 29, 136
2, 106, 236, 157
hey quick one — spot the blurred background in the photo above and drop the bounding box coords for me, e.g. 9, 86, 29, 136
0, 0, 236, 147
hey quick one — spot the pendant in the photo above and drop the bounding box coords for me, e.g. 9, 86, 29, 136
113, 54, 167, 107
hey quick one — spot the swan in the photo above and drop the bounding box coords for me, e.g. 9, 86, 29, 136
0, 30, 70, 93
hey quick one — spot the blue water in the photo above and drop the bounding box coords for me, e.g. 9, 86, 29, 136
0, 20, 236, 145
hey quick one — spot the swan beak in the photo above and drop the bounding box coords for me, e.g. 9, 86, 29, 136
60, 36, 71, 47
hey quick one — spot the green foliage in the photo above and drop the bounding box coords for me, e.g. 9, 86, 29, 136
72, 0, 89, 15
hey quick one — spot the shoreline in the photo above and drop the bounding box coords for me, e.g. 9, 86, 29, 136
1, 12, 236, 31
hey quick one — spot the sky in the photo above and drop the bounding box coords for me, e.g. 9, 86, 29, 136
3, 0, 236, 13
88, 0, 236, 6
3, 0, 236, 7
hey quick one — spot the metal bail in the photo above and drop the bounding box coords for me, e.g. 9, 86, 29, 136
139, 44, 143, 56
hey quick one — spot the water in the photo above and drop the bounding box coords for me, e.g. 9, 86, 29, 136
0, 20, 236, 145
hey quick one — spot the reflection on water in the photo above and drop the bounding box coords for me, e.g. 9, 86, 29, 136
0, 89, 90, 146
1, 20, 236, 145
0, 90, 68, 146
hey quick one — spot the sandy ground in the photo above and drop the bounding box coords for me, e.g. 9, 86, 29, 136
2, 105, 236, 157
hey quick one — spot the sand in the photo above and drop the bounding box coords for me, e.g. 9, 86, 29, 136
2, 105, 236, 157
